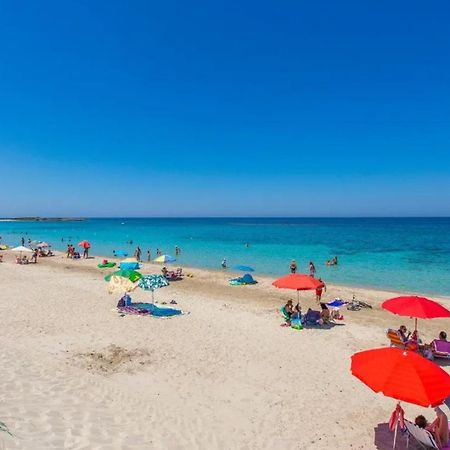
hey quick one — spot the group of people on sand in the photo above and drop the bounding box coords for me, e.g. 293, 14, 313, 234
395, 324, 450, 447
15, 249, 38, 265
66, 244, 85, 259
398, 325, 448, 359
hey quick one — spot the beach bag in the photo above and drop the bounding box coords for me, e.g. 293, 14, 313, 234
291, 317, 303, 330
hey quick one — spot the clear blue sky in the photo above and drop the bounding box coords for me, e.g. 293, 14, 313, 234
0, 0, 449, 217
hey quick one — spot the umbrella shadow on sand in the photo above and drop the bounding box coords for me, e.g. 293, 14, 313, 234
373, 422, 420, 449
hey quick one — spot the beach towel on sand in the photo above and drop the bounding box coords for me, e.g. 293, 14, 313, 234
118, 302, 184, 318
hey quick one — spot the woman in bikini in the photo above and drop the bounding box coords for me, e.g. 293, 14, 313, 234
415, 407, 449, 449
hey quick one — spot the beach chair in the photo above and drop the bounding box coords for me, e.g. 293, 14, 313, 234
386, 329, 406, 349
404, 419, 450, 449
280, 307, 290, 322
432, 340, 450, 359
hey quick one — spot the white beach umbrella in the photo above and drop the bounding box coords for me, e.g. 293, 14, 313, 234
11, 246, 32, 253
11, 245, 33, 257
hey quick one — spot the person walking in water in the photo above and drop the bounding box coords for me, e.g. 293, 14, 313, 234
147, 250, 151, 262
175, 246, 181, 256
21, 237, 25, 246
309, 261, 316, 277
221, 258, 227, 269
290, 259, 297, 274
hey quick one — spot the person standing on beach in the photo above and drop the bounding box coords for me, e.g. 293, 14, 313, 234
309, 261, 316, 277
83, 246, 89, 259
21, 237, 25, 246
315, 278, 326, 303
135, 246, 142, 261
290, 259, 297, 273
147, 250, 151, 261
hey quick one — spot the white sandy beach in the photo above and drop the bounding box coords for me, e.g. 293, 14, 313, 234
1, 252, 449, 449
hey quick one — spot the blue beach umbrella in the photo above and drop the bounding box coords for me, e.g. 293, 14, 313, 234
114, 250, 128, 257
233, 265, 255, 272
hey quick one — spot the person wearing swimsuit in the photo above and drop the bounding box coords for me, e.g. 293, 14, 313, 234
415, 407, 449, 449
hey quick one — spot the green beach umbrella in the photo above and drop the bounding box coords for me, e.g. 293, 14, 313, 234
104, 269, 142, 283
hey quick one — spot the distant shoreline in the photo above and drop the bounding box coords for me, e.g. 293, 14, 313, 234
0, 217, 85, 222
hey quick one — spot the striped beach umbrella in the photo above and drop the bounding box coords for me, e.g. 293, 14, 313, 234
154, 255, 176, 263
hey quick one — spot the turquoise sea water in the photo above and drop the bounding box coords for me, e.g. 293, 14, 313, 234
1, 218, 449, 296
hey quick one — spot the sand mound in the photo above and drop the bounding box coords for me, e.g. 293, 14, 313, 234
75, 344, 152, 375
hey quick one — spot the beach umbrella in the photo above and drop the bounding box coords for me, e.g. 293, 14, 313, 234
108, 276, 138, 295
382, 296, 450, 331
114, 250, 128, 257
11, 245, 33, 256
272, 274, 324, 303
104, 269, 142, 283
78, 240, 91, 249
154, 254, 176, 263
351, 347, 450, 449
138, 275, 169, 301
233, 265, 255, 272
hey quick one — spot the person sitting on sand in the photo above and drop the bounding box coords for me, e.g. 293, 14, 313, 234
320, 303, 331, 323
161, 266, 168, 276
282, 300, 301, 323
416, 407, 449, 449
22, 256, 29, 264
15, 255, 21, 264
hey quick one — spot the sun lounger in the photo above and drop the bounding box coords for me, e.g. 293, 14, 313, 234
432, 340, 450, 359
280, 306, 290, 322
404, 418, 450, 449
386, 329, 407, 349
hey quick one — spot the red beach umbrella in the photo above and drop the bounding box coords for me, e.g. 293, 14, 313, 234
351, 347, 450, 449
272, 274, 324, 303
351, 347, 450, 407
382, 296, 450, 331
78, 240, 91, 249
